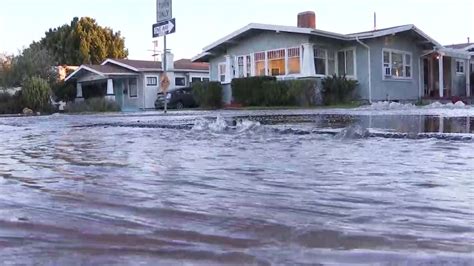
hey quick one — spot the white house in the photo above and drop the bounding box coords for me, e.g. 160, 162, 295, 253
65, 52, 209, 111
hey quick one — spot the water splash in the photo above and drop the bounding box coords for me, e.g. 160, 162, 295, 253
335, 125, 371, 139
192, 116, 261, 135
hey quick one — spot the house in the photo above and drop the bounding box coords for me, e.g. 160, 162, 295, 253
192, 11, 472, 104
65, 52, 209, 111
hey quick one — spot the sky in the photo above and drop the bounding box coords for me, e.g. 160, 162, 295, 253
1, 0, 473, 61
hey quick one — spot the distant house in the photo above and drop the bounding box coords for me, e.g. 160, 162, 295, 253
65, 52, 209, 111
193, 11, 472, 103
55, 65, 79, 81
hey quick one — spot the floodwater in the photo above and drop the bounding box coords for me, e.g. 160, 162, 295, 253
0, 107, 473, 265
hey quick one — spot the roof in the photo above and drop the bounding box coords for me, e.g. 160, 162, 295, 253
445, 43, 473, 49
174, 59, 209, 71
102, 58, 209, 72
193, 23, 442, 62
64, 64, 138, 82
66, 58, 209, 82
86, 64, 136, 74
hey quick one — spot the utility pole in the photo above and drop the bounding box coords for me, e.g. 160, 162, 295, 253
163, 34, 168, 114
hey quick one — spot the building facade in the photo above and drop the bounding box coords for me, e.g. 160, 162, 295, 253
66, 53, 209, 111
193, 12, 472, 104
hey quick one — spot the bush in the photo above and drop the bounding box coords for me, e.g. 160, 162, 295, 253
262, 79, 318, 107
231, 76, 276, 106
52, 81, 76, 102
0, 91, 22, 114
192, 81, 223, 109
21, 76, 52, 112
66, 97, 121, 113
321, 75, 358, 105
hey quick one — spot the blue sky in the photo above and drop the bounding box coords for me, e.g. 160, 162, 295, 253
1, 0, 473, 61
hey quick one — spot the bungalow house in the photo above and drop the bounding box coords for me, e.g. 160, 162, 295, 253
192, 11, 472, 104
65, 52, 209, 111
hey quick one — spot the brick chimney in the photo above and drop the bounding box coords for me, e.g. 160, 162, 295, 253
297, 11, 316, 29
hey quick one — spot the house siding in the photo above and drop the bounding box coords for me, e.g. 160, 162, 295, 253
366, 34, 423, 102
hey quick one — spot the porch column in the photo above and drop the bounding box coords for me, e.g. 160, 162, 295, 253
302, 43, 315, 77
76, 82, 84, 102
224, 55, 233, 83
467, 59, 471, 97
106, 79, 115, 101
438, 55, 444, 98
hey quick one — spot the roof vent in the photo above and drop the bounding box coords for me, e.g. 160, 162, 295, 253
298, 11, 316, 29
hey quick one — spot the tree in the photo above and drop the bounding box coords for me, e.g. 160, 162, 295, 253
40, 17, 128, 65
21, 76, 52, 111
1, 45, 56, 88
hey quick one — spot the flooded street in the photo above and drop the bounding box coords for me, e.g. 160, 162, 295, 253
0, 108, 473, 265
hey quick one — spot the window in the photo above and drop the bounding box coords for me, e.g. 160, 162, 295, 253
255, 52, 265, 76
129, 79, 138, 98
382, 49, 412, 79
338, 49, 355, 77
456, 60, 465, 74
146, 76, 158, 86
267, 49, 286, 76
237, 56, 245, 78
327, 51, 336, 76
218, 63, 226, 82
191, 77, 202, 83
288, 47, 301, 74
175, 77, 186, 86
246, 55, 251, 77
314, 48, 327, 75
203, 78, 210, 82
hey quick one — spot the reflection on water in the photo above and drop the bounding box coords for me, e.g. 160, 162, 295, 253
0, 110, 473, 265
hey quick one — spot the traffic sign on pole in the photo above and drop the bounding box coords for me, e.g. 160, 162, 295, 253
156, 0, 172, 22
152, 18, 176, 38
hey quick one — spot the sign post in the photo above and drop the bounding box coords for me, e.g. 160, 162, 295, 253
154, 0, 175, 114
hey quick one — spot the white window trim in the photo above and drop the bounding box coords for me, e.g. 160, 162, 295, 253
218, 62, 226, 83
456, 59, 465, 75
144, 75, 158, 87
128, 78, 138, 98
240, 47, 302, 79
175, 77, 187, 87
382, 48, 413, 81
314, 47, 328, 78
339, 47, 357, 79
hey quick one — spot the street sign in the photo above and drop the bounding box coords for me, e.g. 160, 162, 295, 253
152, 18, 176, 38
156, 0, 172, 22
160, 73, 170, 93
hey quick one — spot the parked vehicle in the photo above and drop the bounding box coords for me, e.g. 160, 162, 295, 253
155, 87, 198, 110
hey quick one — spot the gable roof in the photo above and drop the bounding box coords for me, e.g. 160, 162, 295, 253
192, 23, 442, 62
103, 58, 209, 72
64, 64, 137, 82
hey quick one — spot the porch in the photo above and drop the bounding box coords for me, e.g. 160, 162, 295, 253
421, 49, 471, 100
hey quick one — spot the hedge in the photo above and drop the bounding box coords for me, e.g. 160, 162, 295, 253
0, 91, 22, 114
66, 97, 121, 113
263, 79, 318, 107
231, 76, 276, 106
192, 81, 223, 109
321, 75, 358, 105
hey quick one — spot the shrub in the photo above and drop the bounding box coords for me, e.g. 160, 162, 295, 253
52, 81, 76, 102
321, 75, 358, 105
21, 76, 52, 112
66, 97, 121, 113
192, 81, 223, 109
262, 79, 319, 107
0, 91, 22, 114
231, 76, 276, 106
